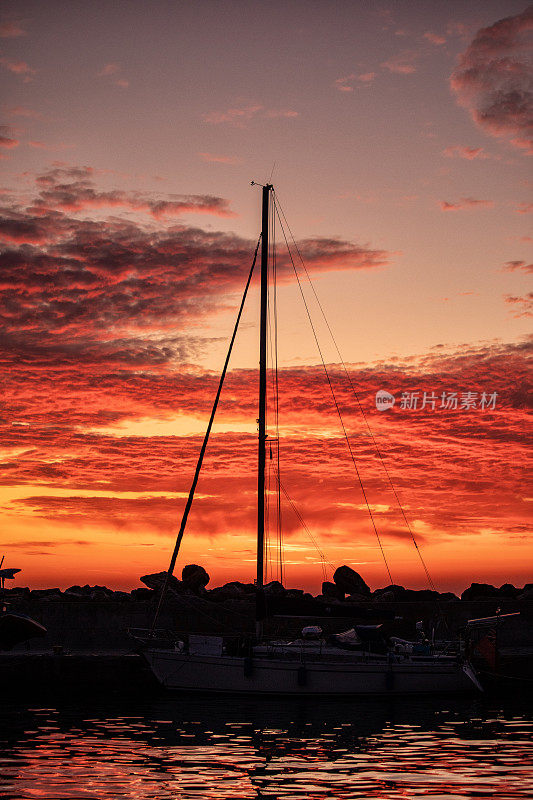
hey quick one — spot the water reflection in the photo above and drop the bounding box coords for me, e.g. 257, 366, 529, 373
0, 696, 531, 799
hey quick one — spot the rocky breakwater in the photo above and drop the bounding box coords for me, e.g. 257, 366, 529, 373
2, 564, 531, 651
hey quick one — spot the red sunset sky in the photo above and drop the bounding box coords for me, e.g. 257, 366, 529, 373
0, 1, 531, 594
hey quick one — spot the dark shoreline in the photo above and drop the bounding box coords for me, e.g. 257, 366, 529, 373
2, 577, 532, 697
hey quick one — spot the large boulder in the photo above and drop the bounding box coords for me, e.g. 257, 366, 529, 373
130, 587, 155, 601
90, 586, 115, 601
286, 588, 304, 598
140, 571, 185, 594
181, 564, 210, 593
29, 588, 63, 601
322, 581, 343, 601
64, 585, 88, 598
111, 590, 132, 602
438, 592, 459, 601
64, 584, 115, 601
497, 583, 519, 598
461, 583, 499, 601
373, 585, 455, 602
346, 592, 372, 603
264, 580, 286, 595
373, 585, 407, 601
518, 584, 533, 601
209, 581, 256, 602
373, 589, 396, 602
333, 566, 371, 599
3, 586, 30, 599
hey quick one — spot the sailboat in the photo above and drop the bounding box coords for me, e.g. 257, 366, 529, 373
141, 183, 481, 695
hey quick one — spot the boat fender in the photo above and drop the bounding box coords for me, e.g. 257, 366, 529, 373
297, 665, 307, 687
462, 661, 484, 692
243, 656, 254, 678
385, 670, 394, 691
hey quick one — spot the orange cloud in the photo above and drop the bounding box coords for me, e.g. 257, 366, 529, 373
1, 340, 529, 591
1, 166, 528, 591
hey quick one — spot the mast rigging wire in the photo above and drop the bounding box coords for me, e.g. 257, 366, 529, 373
274, 195, 394, 586
151, 236, 262, 631
274, 192, 437, 591
270, 201, 284, 585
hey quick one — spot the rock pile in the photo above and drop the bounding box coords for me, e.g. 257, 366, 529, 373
2, 566, 531, 608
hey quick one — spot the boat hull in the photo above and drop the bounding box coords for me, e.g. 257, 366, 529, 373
144, 649, 475, 695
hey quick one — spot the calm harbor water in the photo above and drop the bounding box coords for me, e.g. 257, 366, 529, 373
0, 694, 531, 799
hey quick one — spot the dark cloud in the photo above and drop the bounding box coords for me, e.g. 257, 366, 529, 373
504, 292, 533, 316
0, 168, 390, 374
450, 6, 533, 154
32, 166, 235, 218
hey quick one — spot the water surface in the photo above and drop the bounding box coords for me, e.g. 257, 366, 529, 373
0, 695, 531, 799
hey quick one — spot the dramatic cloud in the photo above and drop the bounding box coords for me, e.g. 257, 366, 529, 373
1, 166, 528, 590
30, 166, 235, 218
440, 197, 495, 211
450, 6, 533, 154
1, 340, 529, 574
0, 167, 390, 380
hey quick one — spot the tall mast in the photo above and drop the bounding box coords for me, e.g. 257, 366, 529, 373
256, 183, 272, 638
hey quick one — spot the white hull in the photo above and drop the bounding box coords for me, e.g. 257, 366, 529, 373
144, 649, 475, 695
